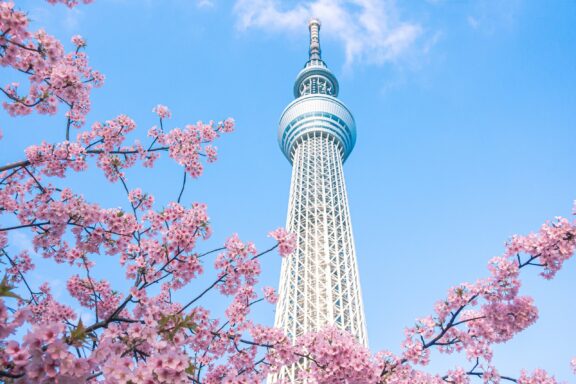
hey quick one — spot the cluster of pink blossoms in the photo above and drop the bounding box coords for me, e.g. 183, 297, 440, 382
128, 188, 154, 211
268, 227, 297, 257
2, 322, 94, 382
1, 1, 103, 126
66, 274, 121, 319
152, 104, 171, 119
25, 140, 87, 177
215, 233, 259, 295
149, 118, 235, 178
0, 1, 311, 382
71, 34, 86, 47
505, 216, 575, 279
396, 211, 576, 382
297, 327, 382, 383
5, 250, 33, 283
263, 286, 278, 304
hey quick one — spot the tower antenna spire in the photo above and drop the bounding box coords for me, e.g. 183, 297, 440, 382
308, 18, 322, 61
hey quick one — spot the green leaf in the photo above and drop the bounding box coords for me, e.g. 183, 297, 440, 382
69, 318, 89, 346
0, 275, 22, 300
185, 363, 196, 376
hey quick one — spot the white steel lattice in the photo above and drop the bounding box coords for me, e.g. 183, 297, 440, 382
271, 133, 367, 382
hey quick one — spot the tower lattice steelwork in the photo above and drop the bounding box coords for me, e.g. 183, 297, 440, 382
272, 19, 368, 382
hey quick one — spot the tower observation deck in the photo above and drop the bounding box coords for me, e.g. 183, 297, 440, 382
272, 18, 368, 382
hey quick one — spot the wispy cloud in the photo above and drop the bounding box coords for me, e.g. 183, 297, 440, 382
233, 0, 423, 68
10, 232, 34, 253
28, 5, 85, 33
62, 7, 83, 30
467, 16, 480, 30
466, 0, 523, 34
196, 0, 215, 9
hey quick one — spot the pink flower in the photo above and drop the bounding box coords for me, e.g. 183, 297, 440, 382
204, 145, 218, 163
71, 35, 86, 47
152, 104, 171, 119
517, 369, 558, 384
128, 188, 154, 210
263, 286, 278, 304
268, 227, 296, 257
482, 365, 500, 383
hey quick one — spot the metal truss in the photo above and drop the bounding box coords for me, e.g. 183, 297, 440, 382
271, 133, 367, 382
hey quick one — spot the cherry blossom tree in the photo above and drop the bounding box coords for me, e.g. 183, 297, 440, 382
1, 1, 575, 383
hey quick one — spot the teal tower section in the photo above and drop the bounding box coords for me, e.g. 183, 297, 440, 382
278, 19, 357, 163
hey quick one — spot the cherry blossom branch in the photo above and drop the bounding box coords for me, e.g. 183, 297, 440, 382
0, 370, 24, 379
178, 244, 278, 314
0, 160, 30, 173
177, 170, 187, 204
1, 33, 43, 53
0, 221, 49, 232
1, 249, 39, 305
80, 256, 100, 322
422, 295, 477, 350
0, 87, 46, 107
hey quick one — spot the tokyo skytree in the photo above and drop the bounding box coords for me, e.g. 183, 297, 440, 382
272, 18, 368, 381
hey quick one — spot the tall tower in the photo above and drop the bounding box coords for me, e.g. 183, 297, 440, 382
273, 19, 368, 381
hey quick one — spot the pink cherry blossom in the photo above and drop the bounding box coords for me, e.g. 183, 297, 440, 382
71, 34, 86, 47
268, 227, 296, 257
263, 286, 278, 304
152, 104, 171, 119
517, 369, 559, 384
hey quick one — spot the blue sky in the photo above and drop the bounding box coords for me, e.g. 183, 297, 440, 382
2, 0, 576, 381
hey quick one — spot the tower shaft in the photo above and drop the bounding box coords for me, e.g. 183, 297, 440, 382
276, 132, 367, 344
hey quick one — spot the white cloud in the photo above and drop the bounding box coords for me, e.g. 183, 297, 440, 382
79, 310, 95, 324
62, 7, 83, 31
466, 0, 523, 34
233, 0, 422, 67
467, 16, 479, 30
196, 0, 215, 8
10, 232, 34, 253
28, 5, 85, 33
